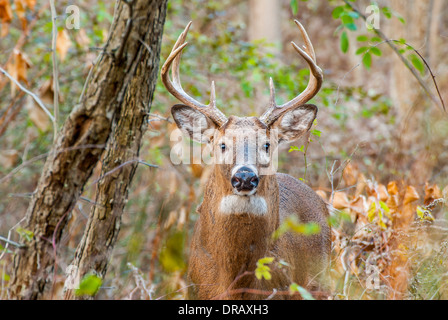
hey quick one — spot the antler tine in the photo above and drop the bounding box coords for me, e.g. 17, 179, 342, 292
260, 20, 323, 126
161, 22, 227, 127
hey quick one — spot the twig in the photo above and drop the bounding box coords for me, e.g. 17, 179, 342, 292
0, 66, 55, 122
0, 235, 25, 249
89, 159, 158, 186
50, 0, 60, 142
342, 0, 446, 112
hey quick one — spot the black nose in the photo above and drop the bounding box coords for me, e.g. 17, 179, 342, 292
231, 167, 259, 192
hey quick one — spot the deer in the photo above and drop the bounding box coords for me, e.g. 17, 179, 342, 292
160, 20, 330, 300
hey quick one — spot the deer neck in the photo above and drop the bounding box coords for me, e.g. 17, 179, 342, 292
197, 167, 280, 291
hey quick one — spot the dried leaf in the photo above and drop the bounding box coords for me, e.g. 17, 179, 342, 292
332, 191, 350, 209
424, 183, 441, 206
342, 162, 358, 187
56, 29, 72, 61
315, 190, 327, 201
378, 184, 389, 202
6, 49, 32, 96
355, 173, 366, 197
0, 149, 19, 169
75, 28, 90, 47
350, 195, 368, 215
24, 0, 35, 10
403, 186, 419, 205
387, 181, 399, 196
0, 0, 13, 37
25, 96, 50, 131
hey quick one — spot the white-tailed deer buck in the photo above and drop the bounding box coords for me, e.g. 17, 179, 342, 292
161, 20, 330, 299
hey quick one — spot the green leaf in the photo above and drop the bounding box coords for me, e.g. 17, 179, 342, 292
332, 6, 344, 19
340, 31, 349, 53
408, 53, 425, 75
370, 47, 382, 56
355, 46, 369, 55
75, 274, 102, 297
356, 35, 369, 42
16, 227, 34, 242
311, 129, 321, 137
160, 232, 186, 272
290, 0, 298, 15
290, 283, 315, 300
362, 52, 372, 69
381, 7, 392, 19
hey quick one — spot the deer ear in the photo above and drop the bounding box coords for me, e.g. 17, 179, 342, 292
171, 104, 217, 144
270, 104, 317, 144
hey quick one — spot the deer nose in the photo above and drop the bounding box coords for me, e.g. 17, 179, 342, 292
231, 167, 259, 192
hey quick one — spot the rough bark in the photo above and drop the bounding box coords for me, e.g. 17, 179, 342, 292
9, 0, 167, 300
63, 0, 168, 300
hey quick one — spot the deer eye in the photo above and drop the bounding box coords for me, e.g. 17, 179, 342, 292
263, 143, 270, 152
220, 143, 226, 151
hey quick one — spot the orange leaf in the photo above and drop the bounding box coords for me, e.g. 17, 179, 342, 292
378, 184, 389, 202
24, 0, 35, 10
403, 186, 419, 205
0, 0, 13, 37
6, 49, 32, 96
332, 192, 350, 209
315, 190, 327, 201
387, 181, 399, 196
56, 29, 72, 61
424, 182, 441, 206
342, 162, 358, 187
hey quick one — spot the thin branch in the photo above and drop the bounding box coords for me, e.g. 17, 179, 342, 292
88, 159, 158, 187
50, 0, 60, 142
342, 0, 446, 112
0, 235, 25, 249
0, 66, 55, 122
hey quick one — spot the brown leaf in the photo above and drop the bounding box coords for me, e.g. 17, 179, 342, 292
24, 0, 34, 10
342, 162, 358, 187
424, 183, 442, 206
56, 29, 72, 61
378, 184, 389, 202
25, 96, 50, 131
350, 195, 368, 215
403, 186, 420, 205
6, 49, 32, 96
355, 173, 366, 197
332, 191, 350, 209
0, 149, 19, 169
38, 78, 63, 105
387, 181, 399, 196
0, 0, 13, 37
75, 28, 90, 48
315, 190, 327, 201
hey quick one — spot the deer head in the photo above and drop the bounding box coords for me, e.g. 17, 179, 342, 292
161, 20, 323, 199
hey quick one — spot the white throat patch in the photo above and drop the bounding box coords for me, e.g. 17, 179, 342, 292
219, 195, 268, 216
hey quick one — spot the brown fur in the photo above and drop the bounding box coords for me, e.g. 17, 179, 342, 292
186, 117, 330, 300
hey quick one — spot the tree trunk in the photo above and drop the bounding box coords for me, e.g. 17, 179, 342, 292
9, 0, 167, 300
63, 0, 168, 300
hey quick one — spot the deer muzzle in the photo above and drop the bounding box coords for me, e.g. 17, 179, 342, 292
231, 166, 259, 195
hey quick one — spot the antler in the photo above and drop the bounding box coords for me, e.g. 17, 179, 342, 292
161, 22, 228, 127
260, 20, 323, 126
